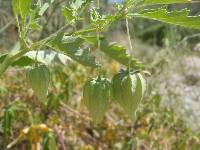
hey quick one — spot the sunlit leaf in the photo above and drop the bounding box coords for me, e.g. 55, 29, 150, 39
78, 35, 98, 45
25, 50, 70, 65
144, 0, 192, 5
0, 50, 70, 67
134, 8, 200, 30
100, 40, 145, 70
49, 33, 100, 68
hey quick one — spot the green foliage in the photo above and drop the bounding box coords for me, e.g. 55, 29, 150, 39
144, 0, 189, 5
49, 32, 100, 68
2, 0, 199, 77
0, 50, 70, 67
135, 8, 200, 30
62, 7, 75, 24
0, 54, 34, 67
101, 40, 145, 70
1, 0, 200, 148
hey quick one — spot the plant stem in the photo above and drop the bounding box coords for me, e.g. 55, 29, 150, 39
126, 18, 133, 52
126, 18, 133, 71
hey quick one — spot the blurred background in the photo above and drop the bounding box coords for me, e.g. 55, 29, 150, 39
1, 0, 200, 149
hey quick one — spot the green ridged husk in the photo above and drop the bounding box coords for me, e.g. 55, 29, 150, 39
27, 65, 51, 101
111, 70, 146, 119
83, 77, 111, 124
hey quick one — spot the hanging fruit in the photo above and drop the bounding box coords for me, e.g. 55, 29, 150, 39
27, 64, 51, 101
111, 69, 146, 118
83, 76, 111, 124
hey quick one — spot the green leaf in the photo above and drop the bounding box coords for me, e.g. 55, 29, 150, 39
12, 0, 32, 18
25, 50, 70, 65
78, 35, 98, 44
12, 56, 35, 66
134, 8, 200, 30
100, 40, 145, 70
62, 7, 75, 23
0, 50, 70, 67
144, 0, 191, 5
0, 53, 34, 67
49, 33, 100, 68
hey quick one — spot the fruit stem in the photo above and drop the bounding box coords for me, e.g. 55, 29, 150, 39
125, 18, 133, 73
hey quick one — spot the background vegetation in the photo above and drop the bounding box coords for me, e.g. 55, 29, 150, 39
0, 0, 200, 149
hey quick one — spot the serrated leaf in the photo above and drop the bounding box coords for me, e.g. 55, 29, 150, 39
0, 50, 70, 67
25, 50, 70, 65
135, 8, 200, 30
100, 40, 145, 70
49, 33, 100, 68
144, 0, 191, 5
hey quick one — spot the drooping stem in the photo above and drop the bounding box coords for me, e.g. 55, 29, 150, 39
125, 18, 133, 72
126, 18, 133, 53
96, 0, 102, 76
